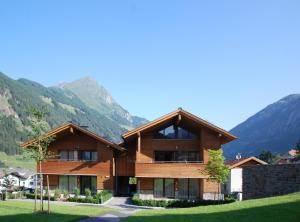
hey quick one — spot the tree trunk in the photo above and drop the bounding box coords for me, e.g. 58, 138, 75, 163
47, 175, 50, 214
34, 174, 37, 212
39, 161, 43, 211
218, 183, 220, 202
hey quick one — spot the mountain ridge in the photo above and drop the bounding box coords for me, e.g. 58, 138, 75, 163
0, 72, 147, 156
223, 94, 300, 158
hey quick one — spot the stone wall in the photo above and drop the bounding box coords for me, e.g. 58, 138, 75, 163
243, 163, 300, 200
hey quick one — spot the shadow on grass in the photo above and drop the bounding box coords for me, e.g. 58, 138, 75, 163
121, 199, 300, 222
0, 212, 91, 222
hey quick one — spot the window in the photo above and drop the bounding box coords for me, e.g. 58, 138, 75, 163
59, 175, 78, 193
80, 176, 97, 194
59, 150, 97, 161
153, 124, 197, 140
178, 178, 199, 199
154, 151, 174, 162
154, 179, 164, 197
178, 179, 189, 199
60, 151, 68, 160
165, 179, 175, 198
81, 151, 91, 161
154, 151, 200, 162
80, 151, 97, 161
189, 179, 199, 199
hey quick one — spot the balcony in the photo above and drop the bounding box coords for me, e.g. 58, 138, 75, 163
135, 161, 207, 178
39, 160, 110, 176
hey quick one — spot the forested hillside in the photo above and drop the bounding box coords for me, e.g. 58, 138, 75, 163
0, 72, 147, 155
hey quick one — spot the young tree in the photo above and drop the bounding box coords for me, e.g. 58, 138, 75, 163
22, 108, 55, 213
205, 149, 229, 200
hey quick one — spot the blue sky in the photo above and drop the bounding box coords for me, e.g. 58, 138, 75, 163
1, 0, 300, 130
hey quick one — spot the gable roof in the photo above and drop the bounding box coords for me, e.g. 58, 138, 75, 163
21, 122, 125, 151
122, 108, 237, 143
225, 156, 267, 169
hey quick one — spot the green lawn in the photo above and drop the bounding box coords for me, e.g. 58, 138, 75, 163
123, 192, 300, 222
0, 200, 112, 222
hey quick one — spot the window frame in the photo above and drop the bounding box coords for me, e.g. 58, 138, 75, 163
153, 124, 198, 140
59, 150, 98, 162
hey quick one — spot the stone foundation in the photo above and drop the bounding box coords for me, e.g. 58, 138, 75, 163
202, 192, 224, 200
138, 190, 154, 199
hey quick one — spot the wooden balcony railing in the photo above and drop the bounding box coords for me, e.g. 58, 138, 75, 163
135, 162, 207, 178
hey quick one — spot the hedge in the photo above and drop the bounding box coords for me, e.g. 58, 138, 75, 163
68, 190, 112, 204
25, 193, 55, 201
132, 194, 235, 208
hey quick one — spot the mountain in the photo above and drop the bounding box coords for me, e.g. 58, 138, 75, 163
0, 72, 147, 156
61, 76, 148, 130
223, 94, 300, 158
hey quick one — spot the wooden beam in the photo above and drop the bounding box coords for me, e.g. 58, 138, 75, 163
70, 127, 74, 134
137, 132, 141, 153
176, 114, 182, 126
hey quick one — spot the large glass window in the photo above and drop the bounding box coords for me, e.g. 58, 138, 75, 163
189, 179, 199, 199
154, 151, 200, 162
165, 179, 175, 198
59, 175, 77, 193
80, 176, 97, 195
154, 179, 164, 197
178, 179, 189, 199
153, 124, 197, 140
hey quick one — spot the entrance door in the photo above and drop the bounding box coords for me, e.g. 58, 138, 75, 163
116, 176, 130, 196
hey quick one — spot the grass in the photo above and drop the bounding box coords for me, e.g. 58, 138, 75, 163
0, 152, 35, 170
123, 192, 300, 222
0, 200, 112, 222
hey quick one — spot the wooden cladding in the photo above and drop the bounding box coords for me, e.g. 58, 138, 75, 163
135, 163, 207, 178
39, 160, 111, 176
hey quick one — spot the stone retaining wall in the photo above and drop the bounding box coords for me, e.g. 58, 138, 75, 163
243, 163, 300, 200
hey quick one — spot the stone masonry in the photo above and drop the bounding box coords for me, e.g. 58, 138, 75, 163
243, 163, 300, 200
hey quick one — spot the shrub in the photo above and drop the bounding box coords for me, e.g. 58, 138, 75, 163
74, 188, 80, 198
85, 188, 91, 198
67, 190, 112, 204
100, 190, 112, 203
5, 191, 25, 199
54, 189, 60, 200
25, 193, 55, 201
132, 194, 235, 208
63, 190, 69, 199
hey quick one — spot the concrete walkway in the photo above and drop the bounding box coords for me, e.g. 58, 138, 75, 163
77, 197, 152, 222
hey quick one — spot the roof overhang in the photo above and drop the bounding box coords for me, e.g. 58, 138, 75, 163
21, 123, 125, 151
122, 108, 237, 144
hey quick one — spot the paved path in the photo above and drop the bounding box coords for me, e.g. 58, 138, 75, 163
77, 197, 152, 222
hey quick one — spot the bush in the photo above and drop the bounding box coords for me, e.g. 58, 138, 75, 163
54, 189, 60, 200
74, 188, 80, 198
100, 190, 112, 203
5, 191, 25, 199
132, 194, 235, 208
67, 190, 112, 204
25, 193, 55, 201
63, 190, 69, 199
85, 188, 91, 198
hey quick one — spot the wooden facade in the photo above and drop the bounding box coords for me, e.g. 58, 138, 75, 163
22, 109, 237, 199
